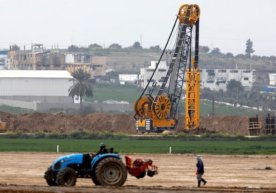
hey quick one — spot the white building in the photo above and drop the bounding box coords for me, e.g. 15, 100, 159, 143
118, 74, 138, 85
65, 54, 75, 64
139, 61, 256, 92
0, 55, 7, 70
139, 61, 168, 88
200, 69, 256, 91
0, 70, 73, 97
269, 73, 276, 86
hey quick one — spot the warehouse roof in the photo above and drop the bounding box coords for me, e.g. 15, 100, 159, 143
0, 70, 73, 79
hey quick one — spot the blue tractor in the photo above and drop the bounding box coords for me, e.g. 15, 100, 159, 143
44, 152, 127, 186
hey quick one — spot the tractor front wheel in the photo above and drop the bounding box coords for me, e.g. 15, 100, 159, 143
44, 167, 57, 186
94, 157, 127, 186
91, 172, 100, 185
56, 167, 77, 186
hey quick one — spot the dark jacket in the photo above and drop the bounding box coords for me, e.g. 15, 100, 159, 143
196, 159, 204, 174
95, 147, 108, 155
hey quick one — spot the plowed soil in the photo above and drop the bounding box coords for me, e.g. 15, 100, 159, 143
0, 153, 276, 192
0, 112, 250, 135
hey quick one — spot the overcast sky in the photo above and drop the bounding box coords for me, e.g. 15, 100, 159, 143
0, 0, 275, 56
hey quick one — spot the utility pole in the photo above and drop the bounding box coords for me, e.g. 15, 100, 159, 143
212, 96, 215, 115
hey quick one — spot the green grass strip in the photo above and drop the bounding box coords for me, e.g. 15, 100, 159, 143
0, 138, 276, 154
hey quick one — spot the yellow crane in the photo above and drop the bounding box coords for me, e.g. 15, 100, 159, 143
134, 4, 200, 132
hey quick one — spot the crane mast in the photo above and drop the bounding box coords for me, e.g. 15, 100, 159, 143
185, 19, 200, 129
134, 4, 200, 132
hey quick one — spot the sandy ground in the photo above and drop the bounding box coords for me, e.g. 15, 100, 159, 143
0, 153, 276, 193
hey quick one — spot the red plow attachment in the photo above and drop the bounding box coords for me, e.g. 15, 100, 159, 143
125, 156, 158, 179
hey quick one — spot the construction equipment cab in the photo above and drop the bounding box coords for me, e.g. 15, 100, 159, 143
134, 4, 200, 132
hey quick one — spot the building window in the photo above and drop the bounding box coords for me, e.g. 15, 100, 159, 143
206, 80, 214, 83
158, 69, 166, 72
206, 69, 215, 76
159, 77, 166, 82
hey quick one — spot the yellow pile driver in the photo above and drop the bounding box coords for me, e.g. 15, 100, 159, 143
134, 4, 200, 132
0, 121, 6, 132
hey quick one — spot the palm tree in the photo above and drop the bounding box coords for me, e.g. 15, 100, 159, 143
68, 69, 93, 111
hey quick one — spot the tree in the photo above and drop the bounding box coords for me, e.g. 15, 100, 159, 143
109, 43, 122, 49
149, 45, 161, 52
210, 47, 221, 55
227, 80, 243, 92
225, 52, 234, 58
132, 41, 142, 49
68, 45, 79, 52
226, 79, 244, 101
236, 54, 246, 59
199, 46, 210, 53
88, 43, 103, 50
10, 44, 20, 51
68, 69, 93, 111
245, 39, 254, 57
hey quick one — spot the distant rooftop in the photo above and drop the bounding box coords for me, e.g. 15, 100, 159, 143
0, 70, 73, 79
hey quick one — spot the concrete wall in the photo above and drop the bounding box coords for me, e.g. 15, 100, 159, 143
35, 102, 80, 111
0, 98, 132, 112
0, 96, 72, 103
0, 98, 37, 110
37, 102, 132, 112
91, 102, 132, 112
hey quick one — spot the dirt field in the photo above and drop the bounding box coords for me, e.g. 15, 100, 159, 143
0, 153, 276, 193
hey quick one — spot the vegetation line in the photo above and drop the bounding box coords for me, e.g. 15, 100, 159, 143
0, 133, 276, 154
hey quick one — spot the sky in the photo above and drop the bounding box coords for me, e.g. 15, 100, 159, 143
0, 0, 275, 56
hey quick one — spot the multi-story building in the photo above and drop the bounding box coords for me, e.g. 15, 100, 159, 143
262, 73, 276, 93
8, 44, 65, 70
0, 54, 7, 70
269, 73, 276, 86
139, 61, 256, 91
65, 54, 107, 78
201, 69, 256, 91
118, 74, 138, 85
139, 61, 168, 88
91, 56, 107, 77
7, 45, 107, 77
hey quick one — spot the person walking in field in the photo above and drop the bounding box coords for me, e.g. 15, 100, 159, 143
196, 155, 207, 187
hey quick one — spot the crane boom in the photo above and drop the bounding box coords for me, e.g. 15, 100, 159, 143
134, 4, 200, 132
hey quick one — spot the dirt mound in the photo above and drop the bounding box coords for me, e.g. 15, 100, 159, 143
0, 112, 249, 135
200, 116, 249, 135
177, 115, 249, 135
0, 112, 137, 133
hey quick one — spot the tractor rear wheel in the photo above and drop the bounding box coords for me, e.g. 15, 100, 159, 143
94, 157, 127, 186
44, 167, 57, 186
56, 167, 77, 186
